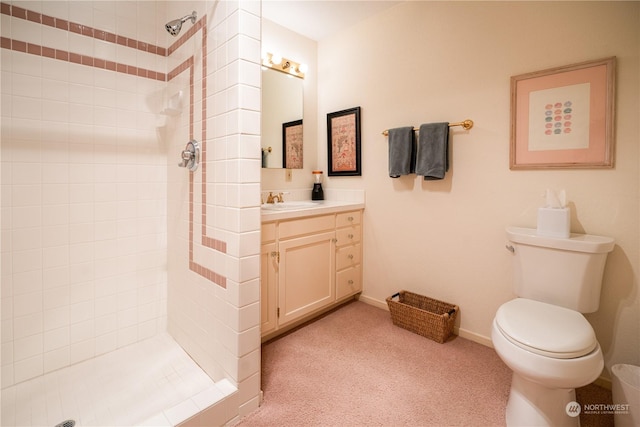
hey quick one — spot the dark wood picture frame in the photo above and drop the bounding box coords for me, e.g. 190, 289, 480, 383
282, 119, 303, 169
327, 107, 361, 176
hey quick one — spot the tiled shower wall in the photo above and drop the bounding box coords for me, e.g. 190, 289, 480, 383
1, 0, 262, 410
1, 1, 170, 387
164, 0, 263, 412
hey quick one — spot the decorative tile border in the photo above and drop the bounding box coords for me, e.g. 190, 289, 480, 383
0, 35, 167, 81
1, 2, 168, 56
167, 17, 203, 56
184, 16, 227, 288
1, 2, 228, 288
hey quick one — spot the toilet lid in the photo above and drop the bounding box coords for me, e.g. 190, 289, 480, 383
496, 299, 597, 359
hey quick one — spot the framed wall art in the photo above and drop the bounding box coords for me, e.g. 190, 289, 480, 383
282, 119, 303, 169
327, 106, 361, 176
510, 57, 616, 169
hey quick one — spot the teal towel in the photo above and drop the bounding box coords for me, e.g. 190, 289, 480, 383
415, 122, 449, 180
388, 126, 415, 178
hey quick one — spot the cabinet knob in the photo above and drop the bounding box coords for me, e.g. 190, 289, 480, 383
347, 216, 354, 222
348, 234, 354, 239
348, 254, 354, 259
348, 280, 354, 285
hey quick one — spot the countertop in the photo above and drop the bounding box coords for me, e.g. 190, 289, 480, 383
261, 200, 365, 222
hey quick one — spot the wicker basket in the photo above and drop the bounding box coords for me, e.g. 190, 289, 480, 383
386, 290, 459, 343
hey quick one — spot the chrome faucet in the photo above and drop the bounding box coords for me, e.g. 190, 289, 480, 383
266, 192, 284, 204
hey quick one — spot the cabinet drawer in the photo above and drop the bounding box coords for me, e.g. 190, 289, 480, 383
336, 243, 361, 271
279, 214, 335, 239
335, 225, 361, 246
336, 210, 361, 228
262, 222, 276, 243
336, 264, 362, 300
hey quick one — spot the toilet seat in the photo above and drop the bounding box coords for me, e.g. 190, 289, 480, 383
495, 298, 597, 359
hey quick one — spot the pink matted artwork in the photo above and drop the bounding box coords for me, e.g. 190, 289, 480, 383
510, 57, 616, 169
327, 107, 361, 176
283, 120, 303, 169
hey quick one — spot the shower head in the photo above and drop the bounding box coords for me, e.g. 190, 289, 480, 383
165, 11, 197, 36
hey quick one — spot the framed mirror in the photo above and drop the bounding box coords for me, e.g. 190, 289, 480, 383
261, 67, 304, 168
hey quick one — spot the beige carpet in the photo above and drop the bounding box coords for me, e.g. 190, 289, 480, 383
239, 300, 613, 426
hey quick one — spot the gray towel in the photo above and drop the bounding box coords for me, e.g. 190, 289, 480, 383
415, 122, 449, 180
388, 126, 415, 178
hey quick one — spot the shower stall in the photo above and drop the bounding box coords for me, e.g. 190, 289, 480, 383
1, 1, 262, 425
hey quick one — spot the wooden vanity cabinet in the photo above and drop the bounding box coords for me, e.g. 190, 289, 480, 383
261, 209, 363, 339
260, 223, 278, 336
335, 211, 362, 300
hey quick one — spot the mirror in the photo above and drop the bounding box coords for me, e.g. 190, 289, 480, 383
261, 67, 304, 168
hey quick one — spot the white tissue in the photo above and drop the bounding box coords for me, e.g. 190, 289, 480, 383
544, 189, 567, 208
558, 190, 566, 208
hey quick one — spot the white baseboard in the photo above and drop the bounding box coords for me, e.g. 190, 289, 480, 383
456, 327, 494, 348
357, 295, 612, 389
359, 294, 495, 348
358, 294, 388, 310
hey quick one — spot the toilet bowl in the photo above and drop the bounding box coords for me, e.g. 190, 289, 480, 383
495, 227, 614, 426
492, 298, 604, 426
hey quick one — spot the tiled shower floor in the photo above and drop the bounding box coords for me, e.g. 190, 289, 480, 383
1, 333, 233, 426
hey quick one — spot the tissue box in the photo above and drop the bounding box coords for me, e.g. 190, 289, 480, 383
537, 207, 570, 238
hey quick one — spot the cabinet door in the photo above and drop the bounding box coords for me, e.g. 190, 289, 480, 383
261, 242, 278, 335
278, 231, 335, 326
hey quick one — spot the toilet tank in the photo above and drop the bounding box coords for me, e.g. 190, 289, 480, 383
506, 226, 615, 313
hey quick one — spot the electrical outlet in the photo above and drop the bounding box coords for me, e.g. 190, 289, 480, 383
285, 169, 292, 181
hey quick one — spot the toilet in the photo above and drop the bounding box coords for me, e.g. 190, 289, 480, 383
492, 226, 615, 426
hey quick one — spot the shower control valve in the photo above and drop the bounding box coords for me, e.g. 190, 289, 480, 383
178, 139, 200, 172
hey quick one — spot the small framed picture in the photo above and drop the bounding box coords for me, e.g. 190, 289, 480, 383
327, 107, 361, 176
282, 119, 303, 169
510, 57, 616, 169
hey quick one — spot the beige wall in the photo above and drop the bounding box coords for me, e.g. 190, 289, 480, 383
317, 1, 639, 382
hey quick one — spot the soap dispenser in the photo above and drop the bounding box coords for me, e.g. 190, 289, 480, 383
312, 170, 324, 201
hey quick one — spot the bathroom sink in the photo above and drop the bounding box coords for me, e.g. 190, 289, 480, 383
261, 201, 321, 211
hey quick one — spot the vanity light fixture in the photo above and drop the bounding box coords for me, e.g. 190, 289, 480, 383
270, 53, 282, 65
262, 52, 305, 79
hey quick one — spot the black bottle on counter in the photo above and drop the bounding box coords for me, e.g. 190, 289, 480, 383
312, 170, 324, 201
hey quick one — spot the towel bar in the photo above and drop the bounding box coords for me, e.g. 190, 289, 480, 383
382, 119, 473, 136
